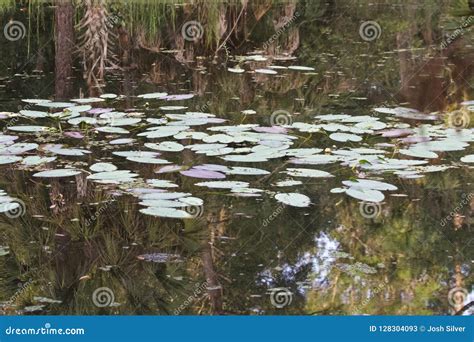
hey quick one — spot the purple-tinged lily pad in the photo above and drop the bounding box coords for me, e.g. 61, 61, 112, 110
180, 168, 226, 179
194, 164, 230, 172
64, 131, 84, 139
379, 129, 412, 138
399, 136, 431, 144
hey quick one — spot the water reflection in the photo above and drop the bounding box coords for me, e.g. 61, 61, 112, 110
0, 0, 473, 315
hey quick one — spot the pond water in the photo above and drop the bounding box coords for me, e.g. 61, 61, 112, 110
0, 0, 473, 315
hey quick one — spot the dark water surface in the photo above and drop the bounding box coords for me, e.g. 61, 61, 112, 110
0, 1, 473, 315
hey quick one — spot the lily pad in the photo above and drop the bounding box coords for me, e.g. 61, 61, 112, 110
460, 154, 474, 163
147, 180, 179, 188
180, 168, 226, 179
90, 163, 117, 172
342, 179, 397, 191
274, 193, 310, 207
345, 188, 384, 202
255, 68, 277, 75
138, 92, 168, 99
19, 110, 48, 118
22, 156, 56, 166
0, 156, 22, 165
284, 168, 333, 178
195, 181, 249, 189
224, 167, 270, 176
329, 133, 362, 142
33, 169, 82, 178
8, 126, 49, 133
288, 65, 315, 71
140, 207, 192, 219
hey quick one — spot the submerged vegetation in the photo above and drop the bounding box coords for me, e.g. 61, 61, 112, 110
0, 0, 473, 315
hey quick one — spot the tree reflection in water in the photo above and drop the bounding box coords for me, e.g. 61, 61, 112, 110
0, 0, 472, 315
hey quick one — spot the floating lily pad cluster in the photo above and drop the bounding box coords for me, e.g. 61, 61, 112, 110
0, 76, 472, 217
136, 191, 203, 219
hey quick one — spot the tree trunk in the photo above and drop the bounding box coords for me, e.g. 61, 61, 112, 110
54, 0, 75, 100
